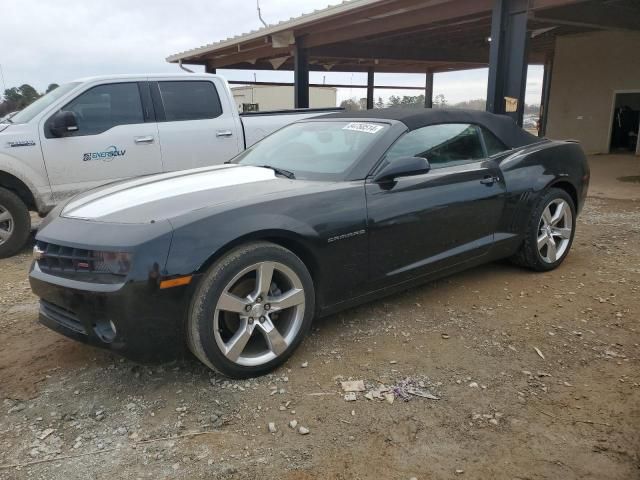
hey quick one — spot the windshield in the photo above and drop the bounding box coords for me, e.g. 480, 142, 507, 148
235, 120, 388, 181
9, 82, 81, 124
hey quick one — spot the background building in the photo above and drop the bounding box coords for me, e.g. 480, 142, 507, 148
169, 0, 640, 158
545, 30, 640, 155
232, 85, 336, 112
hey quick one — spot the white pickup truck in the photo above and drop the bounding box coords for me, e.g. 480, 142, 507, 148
0, 73, 339, 257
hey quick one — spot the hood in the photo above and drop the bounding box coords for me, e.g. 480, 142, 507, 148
61, 164, 303, 224
0, 122, 37, 142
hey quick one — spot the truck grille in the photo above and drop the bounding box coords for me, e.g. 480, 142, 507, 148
40, 300, 86, 335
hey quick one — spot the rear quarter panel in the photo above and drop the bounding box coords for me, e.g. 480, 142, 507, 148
495, 140, 589, 246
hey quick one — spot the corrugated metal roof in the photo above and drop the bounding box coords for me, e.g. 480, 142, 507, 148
166, 0, 384, 63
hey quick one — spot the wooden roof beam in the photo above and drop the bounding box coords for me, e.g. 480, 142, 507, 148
309, 44, 489, 64
302, 0, 494, 48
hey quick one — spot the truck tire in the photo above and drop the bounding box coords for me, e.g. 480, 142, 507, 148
0, 187, 32, 258
187, 241, 315, 378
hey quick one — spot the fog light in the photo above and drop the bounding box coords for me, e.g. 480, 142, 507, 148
94, 319, 117, 343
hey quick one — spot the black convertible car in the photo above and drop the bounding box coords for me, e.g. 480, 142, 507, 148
29, 109, 589, 377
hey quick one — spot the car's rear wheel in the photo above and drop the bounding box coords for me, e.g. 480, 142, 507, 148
511, 187, 576, 271
0, 187, 31, 259
187, 241, 315, 378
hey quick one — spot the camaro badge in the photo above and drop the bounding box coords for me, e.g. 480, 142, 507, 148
327, 229, 366, 243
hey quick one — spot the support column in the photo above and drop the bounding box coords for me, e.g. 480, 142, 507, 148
294, 41, 309, 109
539, 56, 553, 137
486, 0, 530, 126
205, 65, 216, 74
424, 69, 434, 108
366, 67, 375, 110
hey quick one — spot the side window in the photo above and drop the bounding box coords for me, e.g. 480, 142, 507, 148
385, 123, 485, 169
158, 81, 222, 121
61, 83, 144, 136
481, 127, 508, 156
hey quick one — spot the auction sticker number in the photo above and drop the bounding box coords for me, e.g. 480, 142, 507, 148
342, 122, 384, 134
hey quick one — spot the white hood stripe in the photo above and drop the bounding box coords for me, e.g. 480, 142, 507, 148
63, 165, 275, 220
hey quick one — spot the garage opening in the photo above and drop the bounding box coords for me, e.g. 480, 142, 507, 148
610, 92, 640, 154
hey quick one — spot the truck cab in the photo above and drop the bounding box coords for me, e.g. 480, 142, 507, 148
0, 73, 337, 257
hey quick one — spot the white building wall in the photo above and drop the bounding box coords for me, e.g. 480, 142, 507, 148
546, 30, 640, 154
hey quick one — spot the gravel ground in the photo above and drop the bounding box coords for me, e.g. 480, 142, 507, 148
0, 196, 639, 479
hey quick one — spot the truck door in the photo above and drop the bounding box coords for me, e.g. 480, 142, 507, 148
150, 79, 243, 171
39, 81, 162, 199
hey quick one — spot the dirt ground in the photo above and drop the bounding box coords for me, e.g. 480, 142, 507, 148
1, 195, 639, 480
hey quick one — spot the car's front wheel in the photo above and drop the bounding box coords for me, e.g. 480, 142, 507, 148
187, 241, 315, 378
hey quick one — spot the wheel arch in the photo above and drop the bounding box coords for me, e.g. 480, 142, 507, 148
195, 229, 321, 287
0, 170, 37, 210
547, 179, 578, 210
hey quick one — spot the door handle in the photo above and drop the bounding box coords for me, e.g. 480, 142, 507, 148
134, 136, 154, 144
216, 130, 233, 138
480, 175, 499, 185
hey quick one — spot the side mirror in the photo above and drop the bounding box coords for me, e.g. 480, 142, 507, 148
49, 111, 79, 137
374, 156, 430, 183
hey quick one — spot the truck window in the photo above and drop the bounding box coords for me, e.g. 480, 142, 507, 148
10, 82, 80, 124
158, 81, 222, 121
59, 83, 144, 136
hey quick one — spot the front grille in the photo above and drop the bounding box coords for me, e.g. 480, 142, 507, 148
36, 241, 97, 274
40, 300, 87, 335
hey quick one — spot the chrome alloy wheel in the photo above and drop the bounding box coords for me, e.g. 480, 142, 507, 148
537, 198, 572, 263
213, 261, 305, 367
0, 204, 14, 246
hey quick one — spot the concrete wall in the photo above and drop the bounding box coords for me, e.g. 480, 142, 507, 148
546, 30, 640, 154
231, 85, 337, 111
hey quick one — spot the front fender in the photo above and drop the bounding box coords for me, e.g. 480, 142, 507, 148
0, 152, 52, 212
165, 212, 320, 276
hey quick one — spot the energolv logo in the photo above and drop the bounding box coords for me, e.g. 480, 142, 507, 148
83, 146, 126, 162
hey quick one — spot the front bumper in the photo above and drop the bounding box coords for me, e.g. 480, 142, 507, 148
29, 264, 192, 363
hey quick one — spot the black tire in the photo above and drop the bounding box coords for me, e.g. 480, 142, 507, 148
0, 187, 31, 259
187, 241, 315, 378
510, 187, 576, 272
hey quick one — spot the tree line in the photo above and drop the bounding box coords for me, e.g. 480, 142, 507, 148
340, 94, 540, 114
0, 83, 59, 116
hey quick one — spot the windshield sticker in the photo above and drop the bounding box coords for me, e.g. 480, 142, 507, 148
342, 122, 384, 134
83, 146, 126, 162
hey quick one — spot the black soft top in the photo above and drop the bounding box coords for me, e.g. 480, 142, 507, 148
320, 108, 540, 148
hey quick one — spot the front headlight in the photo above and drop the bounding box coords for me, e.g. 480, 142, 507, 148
93, 251, 132, 275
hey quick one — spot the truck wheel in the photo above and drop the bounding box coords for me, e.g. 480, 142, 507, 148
188, 241, 315, 378
0, 187, 32, 258
510, 188, 576, 272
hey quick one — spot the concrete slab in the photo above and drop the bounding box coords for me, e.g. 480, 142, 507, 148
587, 154, 640, 201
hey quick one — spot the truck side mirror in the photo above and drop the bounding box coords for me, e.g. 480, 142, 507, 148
49, 111, 79, 137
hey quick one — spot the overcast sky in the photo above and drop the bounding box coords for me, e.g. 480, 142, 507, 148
2, 0, 543, 105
